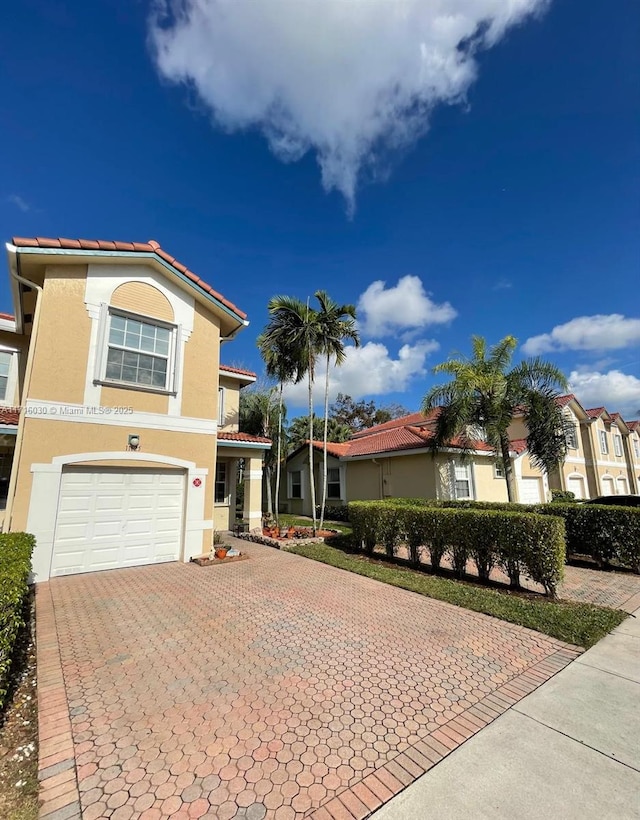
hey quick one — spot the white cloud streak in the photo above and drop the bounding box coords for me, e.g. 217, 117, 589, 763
568, 369, 640, 418
149, 0, 549, 212
357, 275, 456, 337
7, 194, 30, 213
522, 315, 640, 356
282, 339, 438, 407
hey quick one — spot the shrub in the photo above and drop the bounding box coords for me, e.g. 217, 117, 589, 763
315, 504, 350, 522
347, 501, 565, 597
536, 503, 640, 571
551, 489, 576, 502
0, 533, 34, 710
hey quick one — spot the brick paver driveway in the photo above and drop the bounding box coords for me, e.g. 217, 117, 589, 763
37, 540, 580, 820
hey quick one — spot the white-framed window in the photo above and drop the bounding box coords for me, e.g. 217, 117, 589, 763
599, 430, 608, 455
494, 462, 505, 478
452, 461, 474, 500
565, 424, 578, 450
613, 435, 623, 457
214, 462, 228, 503
218, 387, 225, 426
0, 352, 12, 402
327, 467, 341, 499
289, 470, 302, 499
99, 307, 177, 393
634, 440, 640, 459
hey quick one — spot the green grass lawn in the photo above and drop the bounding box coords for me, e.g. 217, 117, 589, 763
277, 515, 352, 534
286, 542, 626, 649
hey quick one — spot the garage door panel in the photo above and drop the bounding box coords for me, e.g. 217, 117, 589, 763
52, 468, 184, 576
519, 477, 542, 504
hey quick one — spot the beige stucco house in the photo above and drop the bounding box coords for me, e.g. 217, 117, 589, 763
282, 395, 640, 512
0, 236, 269, 581
280, 411, 549, 513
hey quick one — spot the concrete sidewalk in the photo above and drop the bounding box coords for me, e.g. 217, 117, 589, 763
372, 608, 640, 820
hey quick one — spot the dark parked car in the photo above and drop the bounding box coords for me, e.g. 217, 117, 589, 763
584, 495, 640, 508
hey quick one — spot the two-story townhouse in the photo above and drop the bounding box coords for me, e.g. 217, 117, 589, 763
583, 407, 634, 497
628, 421, 640, 494
2, 237, 270, 581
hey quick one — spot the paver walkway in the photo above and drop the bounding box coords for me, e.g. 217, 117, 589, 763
37, 539, 580, 820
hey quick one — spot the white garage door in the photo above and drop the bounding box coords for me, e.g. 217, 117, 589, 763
519, 477, 542, 504
567, 476, 585, 500
51, 468, 184, 577
601, 477, 615, 496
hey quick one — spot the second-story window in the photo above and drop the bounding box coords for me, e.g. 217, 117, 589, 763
0, 352, 12, 401
104, 310, 176, 391
599, 430, 608, 455
634, 440, 640, 459
613, 435, 623, 457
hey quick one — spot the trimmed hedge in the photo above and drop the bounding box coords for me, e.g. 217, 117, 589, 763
0, 533, 35, 710
375, 497, 640, 573
315, 504, 350, 522
535, 503, 640, 571
348, 501, 565, 597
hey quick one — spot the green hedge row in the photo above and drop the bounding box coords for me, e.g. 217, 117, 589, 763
534, 503, 640, 571
0, 533, 35, 710
348, 501, 565, 597
375, 497, 640, 572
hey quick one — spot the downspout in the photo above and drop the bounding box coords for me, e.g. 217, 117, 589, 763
3, 245, 44, 532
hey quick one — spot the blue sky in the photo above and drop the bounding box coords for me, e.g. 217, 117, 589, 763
2, 0, 639, 417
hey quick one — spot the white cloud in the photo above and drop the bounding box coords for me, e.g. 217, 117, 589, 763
149, 0, 549, 212
7, 194, 30, 212
568, 370, 640, 418
282, 339, 438, 407
357, 275, 456, 337
522, 315, 640, 356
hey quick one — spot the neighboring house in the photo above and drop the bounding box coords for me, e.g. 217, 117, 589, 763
1, 236, 270, 581
627, 421, 640, 495
282, 395, 640, 512
280, 411, 546, 513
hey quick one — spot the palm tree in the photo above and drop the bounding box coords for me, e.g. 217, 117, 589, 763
239, 386, 284, 517
256, 335, 297, 525
314, 291, 359, 530
421, 335, 570, 502
258, 296, 321, 532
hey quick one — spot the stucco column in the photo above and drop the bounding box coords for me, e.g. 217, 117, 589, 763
244, 455, 264, 531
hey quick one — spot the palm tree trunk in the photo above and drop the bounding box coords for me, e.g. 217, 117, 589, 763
319, 354, 330, 531
274, 382, 283, 526
308, 363, 317, 535
264, 464, 273, 516
500, 434, 517, 502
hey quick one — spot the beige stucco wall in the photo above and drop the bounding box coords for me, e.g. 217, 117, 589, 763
9, 418, 216, 554
28, 266, 91, 405
183, 303, 221, 420
110, 281, 175, 321
279, 448, 344, 516
473, 459, 509, 502
218, 376, 240, 430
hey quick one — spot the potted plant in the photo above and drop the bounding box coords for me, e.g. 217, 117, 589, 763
211, 531, 229, 560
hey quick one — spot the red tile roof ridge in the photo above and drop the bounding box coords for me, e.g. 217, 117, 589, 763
509, 438, 528, 454
219, 364, 257, 378
11, 236, 247, 321
585, 406, 607, 418
0, 407, 20, 425
350, 410, 439, 439
0, 312, 15, 321
218, 431, 271, 443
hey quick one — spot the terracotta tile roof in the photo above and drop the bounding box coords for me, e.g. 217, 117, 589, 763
0, 312, 15, 322
350, 410, 439, 439
0, 408, 20, 425
219, 364, 257, 378
304, 440, 352, 458
218, 431, 271, 444
627, 420, 639, 432
11, 236, 247, 322
585, 407, 607, 419
554, 394, 576, 408
509, 438, 528, 455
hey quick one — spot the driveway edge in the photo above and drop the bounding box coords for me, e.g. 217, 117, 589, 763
309, 645, 582, 820
36, 583, 81, 820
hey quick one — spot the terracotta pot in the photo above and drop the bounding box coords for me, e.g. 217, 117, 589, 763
214, 547, 229, 560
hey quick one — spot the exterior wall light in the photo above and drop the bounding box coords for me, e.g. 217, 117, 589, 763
127, 434, 141, 451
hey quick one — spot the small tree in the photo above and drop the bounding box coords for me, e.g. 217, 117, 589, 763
422, 335, 571, 502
